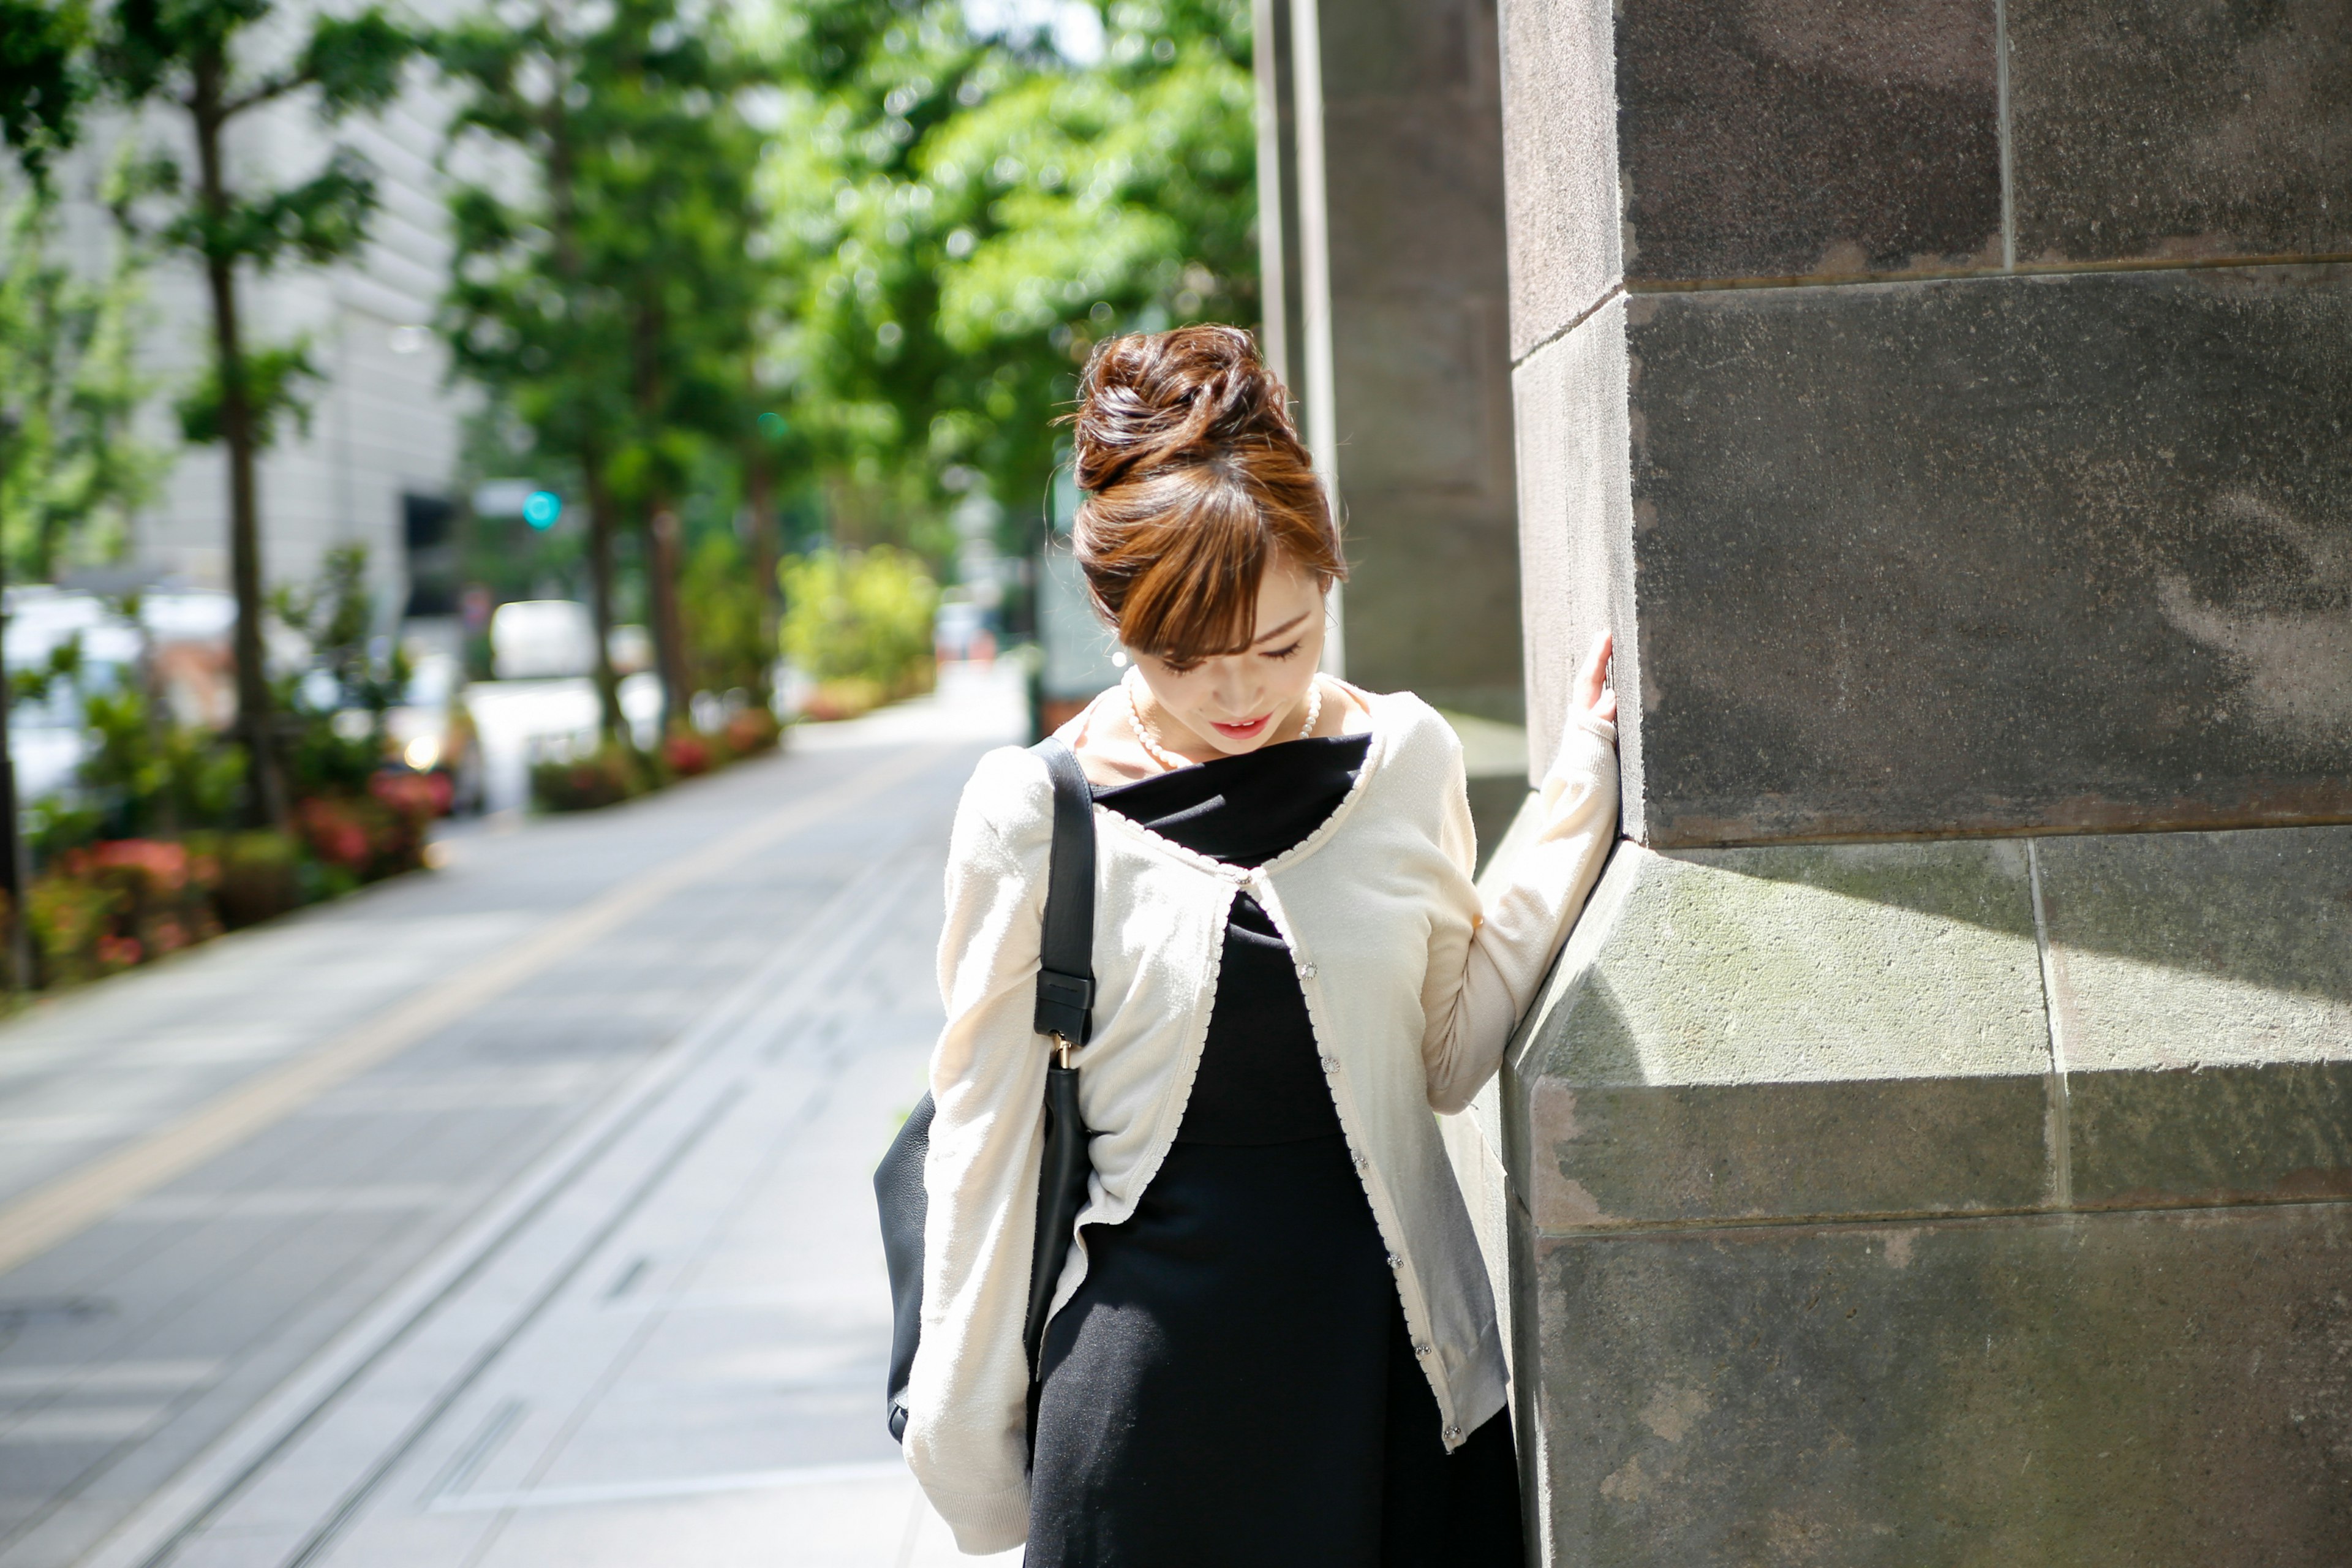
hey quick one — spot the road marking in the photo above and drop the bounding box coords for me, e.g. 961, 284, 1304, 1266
0, 1404, 172, 1442
0, 1359, 221, 1395
432, 1460, 911, 1512
111, 1185, 478, 1221
0, 745, 949, 1280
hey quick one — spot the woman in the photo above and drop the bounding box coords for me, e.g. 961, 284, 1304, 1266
905, 325, 1618, 1562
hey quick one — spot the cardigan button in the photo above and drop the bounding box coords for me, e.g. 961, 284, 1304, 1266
1351, 1152, 1366, 1169
1444, 1425, 1463, 1443
1321, 1055, 1337, 1071
1412, 1342, 1430, 1358
1385, 1253, 1401, 1269
1298, 962, 1317, 979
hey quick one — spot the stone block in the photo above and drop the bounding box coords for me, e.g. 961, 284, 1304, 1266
1615, 0, 2002, 283
1316, 0, 1524, 718
1496, 0, 1618, 356
1510, 294, 1634, 796
2009, 0, 2352, 266
1507, 840, 2054, 1230
1520, 1203, 2352, 1566
1604, 262, 2352, 846
2035, 823, 2352, 1210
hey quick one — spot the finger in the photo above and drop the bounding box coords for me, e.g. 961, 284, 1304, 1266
1575, 630, 1611, 705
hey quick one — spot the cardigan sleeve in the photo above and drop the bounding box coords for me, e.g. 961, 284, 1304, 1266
903, 748, 1054, 1555
1419, 715, 1619, 1114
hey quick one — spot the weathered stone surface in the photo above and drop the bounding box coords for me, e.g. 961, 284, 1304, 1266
1315, 0, 1525, 718
2036, 823, 2352, 1210
2068, 1063, 2352, 1212
1496, 0, 1618, 356
1510, 293, 1634, 797
1616, 0, 2002, 283
2038, 824, 2352, 1072
1611, 263, 2352, 846
1507, 840, 2054, 1229
1521, 1203, 2352, 1566
2009, 0, 2352, 266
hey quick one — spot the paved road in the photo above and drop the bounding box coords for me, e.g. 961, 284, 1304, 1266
0, 666, 1028, 1568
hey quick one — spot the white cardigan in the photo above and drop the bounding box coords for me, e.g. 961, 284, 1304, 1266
906, 688, 1618, 1553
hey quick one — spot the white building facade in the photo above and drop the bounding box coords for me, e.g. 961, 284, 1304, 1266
55, 1, 472, 622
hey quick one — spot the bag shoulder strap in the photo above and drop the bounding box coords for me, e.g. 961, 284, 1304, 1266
1030, 737, 1095, 1050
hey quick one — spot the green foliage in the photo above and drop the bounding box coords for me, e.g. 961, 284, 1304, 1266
779, 545, 938, 692
756, 0, 1257, 540
532, 744, 651, 813
28, 837, 221, 982
270, 544, 410, 799
206, 829, 301, 928
75, 682, 246, 839
173, 339, 317, 449
682, 531, 772, 696
0, 0, 91, 187
432, 0, 775, 732
0, 181, 165, 579
96, 1, 421, 439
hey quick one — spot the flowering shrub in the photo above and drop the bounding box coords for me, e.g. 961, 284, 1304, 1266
26, 872, 124, 985
532, 745, 648, 812
27, 837, 224, 984
297, 778, 433, 885
663, 729, 717, 777
724, 707, 781, 755
211, 831, 302, 929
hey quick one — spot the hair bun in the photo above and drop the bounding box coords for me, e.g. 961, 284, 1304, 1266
1070, 325, 1303, 496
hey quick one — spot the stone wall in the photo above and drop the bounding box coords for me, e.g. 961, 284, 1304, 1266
1491, 0, 2352, 1560
1265, 0, 1528, 720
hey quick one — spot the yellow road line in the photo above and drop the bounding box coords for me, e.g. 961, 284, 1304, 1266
0, 745, 948, 1279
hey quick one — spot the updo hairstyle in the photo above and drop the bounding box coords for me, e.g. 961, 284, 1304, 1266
1067, 325, 1345, 668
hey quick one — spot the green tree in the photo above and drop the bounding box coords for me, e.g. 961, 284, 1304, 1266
758, 0, 1257, 552
1, 0, 103, 987
434, 0, 768, 737
0, 178, 165, 581
0, 0, 91, 189
92, 0, 416, 828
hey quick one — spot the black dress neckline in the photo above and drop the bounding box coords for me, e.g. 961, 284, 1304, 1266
1091, 733, 1373, 869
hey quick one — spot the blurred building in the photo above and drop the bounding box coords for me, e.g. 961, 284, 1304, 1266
47, 0, 469, 624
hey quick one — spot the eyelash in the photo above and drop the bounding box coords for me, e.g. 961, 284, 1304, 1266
1159, 643, 1302, 676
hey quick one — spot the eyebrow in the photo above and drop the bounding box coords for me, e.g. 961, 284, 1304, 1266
1251, 612, 1310, 647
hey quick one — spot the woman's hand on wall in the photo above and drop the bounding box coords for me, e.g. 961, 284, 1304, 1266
1573, 630, 1616, 732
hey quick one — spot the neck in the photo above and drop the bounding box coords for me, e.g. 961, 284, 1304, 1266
1129, 673, 1320, 767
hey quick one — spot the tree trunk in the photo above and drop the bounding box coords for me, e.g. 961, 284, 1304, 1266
647, 507, 688, 734
584, 454, 624, 745
744, 447, 779, 707
0, 493, 33, 991
193, 56, 288, 831
546, 91, 621, 745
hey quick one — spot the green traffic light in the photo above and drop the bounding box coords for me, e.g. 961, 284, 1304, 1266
523, 490, 562, 529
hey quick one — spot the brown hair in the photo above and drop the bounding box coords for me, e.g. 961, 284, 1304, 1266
1067, 325, 1344, 667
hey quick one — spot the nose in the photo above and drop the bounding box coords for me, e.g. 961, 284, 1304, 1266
1206, 657, 1258, 717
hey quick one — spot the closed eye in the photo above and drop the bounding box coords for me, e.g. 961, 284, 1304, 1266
1262, 641, 1304, 661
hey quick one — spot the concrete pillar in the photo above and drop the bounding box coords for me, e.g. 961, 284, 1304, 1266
1260, 0, 1526, 723
1493, 2, 2352, 1560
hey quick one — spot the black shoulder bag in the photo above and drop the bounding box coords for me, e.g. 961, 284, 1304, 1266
875, 736, 1096, 1443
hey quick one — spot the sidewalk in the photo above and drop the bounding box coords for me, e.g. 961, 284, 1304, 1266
1, 666, 1028, 1568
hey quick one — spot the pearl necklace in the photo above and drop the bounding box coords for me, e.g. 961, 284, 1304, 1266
1123, 668, 1322, 774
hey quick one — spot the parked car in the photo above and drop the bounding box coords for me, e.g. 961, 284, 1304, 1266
382, 651, 484, 815
489, 600, 598, 680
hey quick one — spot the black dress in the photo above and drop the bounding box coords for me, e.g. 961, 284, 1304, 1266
1025, 733, 1522, 1567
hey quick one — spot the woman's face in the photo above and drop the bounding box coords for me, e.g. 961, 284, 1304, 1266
1131, 556, 1327, 757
